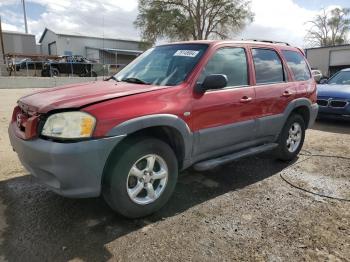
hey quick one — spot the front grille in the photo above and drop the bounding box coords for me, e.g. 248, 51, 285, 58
317, 99, 328, 106
330, 100, 347, 108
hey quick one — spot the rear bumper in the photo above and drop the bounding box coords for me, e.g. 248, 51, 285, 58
309, 103, 319, 128
8, 123, 125, 198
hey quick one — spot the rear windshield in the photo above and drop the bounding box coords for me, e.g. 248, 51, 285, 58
115, 44, 208, 86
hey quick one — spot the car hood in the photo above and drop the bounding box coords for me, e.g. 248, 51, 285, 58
18, 81, 170, 113
317, 84, 350, 99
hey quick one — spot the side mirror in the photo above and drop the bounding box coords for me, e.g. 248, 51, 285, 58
195, 74, 228, 93
319, 78, 328, 84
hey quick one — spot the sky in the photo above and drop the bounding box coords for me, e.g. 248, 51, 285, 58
0, 0, 348, 47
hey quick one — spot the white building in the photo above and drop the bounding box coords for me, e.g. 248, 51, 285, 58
0, 30, 37, 56
38, 28, 145, 65
306, 45, 350, 77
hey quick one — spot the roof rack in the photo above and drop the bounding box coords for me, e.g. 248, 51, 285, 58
243, 39, 290, 46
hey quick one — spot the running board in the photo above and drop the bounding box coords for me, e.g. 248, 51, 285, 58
193, 143, 278, 171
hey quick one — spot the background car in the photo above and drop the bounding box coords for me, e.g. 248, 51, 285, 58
41, 55, 97, 77
7, 58, 43, 75
317, 68, 350, 120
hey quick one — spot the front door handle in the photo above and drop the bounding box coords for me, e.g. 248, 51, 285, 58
240, 96, 253, 103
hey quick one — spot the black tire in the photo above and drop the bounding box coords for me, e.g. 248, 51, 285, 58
41, 69, 50, 77
275, 114, 305, 161
103, 137, 178, 218
50, 68, 60, 77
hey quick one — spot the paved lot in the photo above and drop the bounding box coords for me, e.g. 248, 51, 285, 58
0, 89, 349, 261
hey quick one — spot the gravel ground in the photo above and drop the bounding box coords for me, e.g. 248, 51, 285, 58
0, 89, 349, 262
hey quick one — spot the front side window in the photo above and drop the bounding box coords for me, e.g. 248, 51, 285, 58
198, 47, 248, 87
252, 48, 285, 84
282, 50, 311, 81
115, 44, 208, 86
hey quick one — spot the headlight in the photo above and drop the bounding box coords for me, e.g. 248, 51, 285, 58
41, 112, 96, 139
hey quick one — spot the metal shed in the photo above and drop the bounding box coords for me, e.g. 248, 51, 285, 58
39, 28, 145, 65
305, 45, 350, 77
0, 30, 37, 56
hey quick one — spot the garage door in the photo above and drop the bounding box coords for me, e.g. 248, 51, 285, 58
330, 49, 350, 66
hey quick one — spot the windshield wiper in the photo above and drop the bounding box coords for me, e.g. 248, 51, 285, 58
104, 75, 118, 82
121, 77, 150, 85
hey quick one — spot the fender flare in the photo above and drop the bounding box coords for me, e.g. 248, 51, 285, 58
106, 114, 193, 168
284, 98, 312, 116
277, 98, 318, 135
283, 98, 313, 124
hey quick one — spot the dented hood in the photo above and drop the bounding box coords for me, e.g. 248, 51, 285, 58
18, 80, 169, 113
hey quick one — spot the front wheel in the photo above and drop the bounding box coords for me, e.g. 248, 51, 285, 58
275, 114, 305, 161
103, 137, 178, 218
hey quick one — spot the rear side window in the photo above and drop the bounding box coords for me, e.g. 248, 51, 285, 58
282, 50, 311, 81
198, 47, 248, 87
252, 49, 285, 84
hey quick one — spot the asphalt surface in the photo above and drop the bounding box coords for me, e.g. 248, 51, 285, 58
0, 89, 349, 261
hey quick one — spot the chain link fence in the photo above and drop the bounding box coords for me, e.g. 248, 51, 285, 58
2, 55, 126, 78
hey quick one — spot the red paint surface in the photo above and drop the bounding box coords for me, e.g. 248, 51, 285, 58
10, 41, 317, 140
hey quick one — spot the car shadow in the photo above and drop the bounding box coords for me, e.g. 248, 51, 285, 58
0, 154, 292, 261
311, 118, 350, 135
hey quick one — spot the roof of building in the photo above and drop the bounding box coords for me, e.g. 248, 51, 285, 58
39, 28, 142, 44
305, 44, 350, 51
3, 30, 35, 37
87, 46, 143, 55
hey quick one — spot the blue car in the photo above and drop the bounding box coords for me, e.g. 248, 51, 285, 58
317, 68, 350, 120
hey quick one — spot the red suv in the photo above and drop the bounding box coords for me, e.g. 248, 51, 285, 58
9, 40, 318, 218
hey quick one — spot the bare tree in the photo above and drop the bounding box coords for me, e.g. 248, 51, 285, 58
305, 7, 350, 47
135, 0, 254, 44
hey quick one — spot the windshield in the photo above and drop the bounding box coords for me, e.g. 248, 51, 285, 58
115, 44, 208, 86
327, 71, 350, 85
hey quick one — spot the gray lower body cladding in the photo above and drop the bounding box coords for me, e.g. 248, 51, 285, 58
8, 124, 124, 198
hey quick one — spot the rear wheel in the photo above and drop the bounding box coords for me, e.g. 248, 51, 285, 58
103, 137, 178, 218
50, 68, 60, 77
275, 114, 305, 161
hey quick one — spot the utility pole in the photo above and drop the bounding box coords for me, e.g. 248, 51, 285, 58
0, 16, 5, 62
22, 0, 28, 34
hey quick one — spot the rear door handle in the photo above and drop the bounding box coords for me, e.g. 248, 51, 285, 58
240, 96, 253, 103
